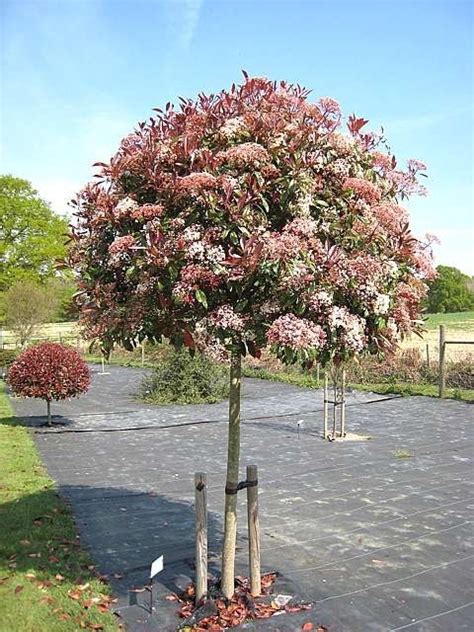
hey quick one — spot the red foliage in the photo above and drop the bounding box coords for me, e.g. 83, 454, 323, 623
172, 573, 313, 630
8, 343, 90, 402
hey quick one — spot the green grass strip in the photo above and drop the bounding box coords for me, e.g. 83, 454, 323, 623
0, 383, 119, 632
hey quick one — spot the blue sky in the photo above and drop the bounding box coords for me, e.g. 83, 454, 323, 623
1, 0, 473, 273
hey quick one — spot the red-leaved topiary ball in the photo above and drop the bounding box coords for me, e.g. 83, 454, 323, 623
8, 342, 90, 426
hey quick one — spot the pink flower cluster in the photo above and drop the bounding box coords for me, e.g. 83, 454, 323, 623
217, 142, 271, 168
208, 305, 247, 333
267, 314, 326, 350
343, 177, 381, 203
108, 235, 136, 254
132, 204, 164, 220
177, 172, 218, 194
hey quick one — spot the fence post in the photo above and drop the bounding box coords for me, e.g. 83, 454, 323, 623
425, 343, 430, 369
194, 472, 208, 602
323, 374, 328, 439
340, 369, 346, 438
439, 325, 446, 398
246, 465, 261, 597
141, 340, 146, 367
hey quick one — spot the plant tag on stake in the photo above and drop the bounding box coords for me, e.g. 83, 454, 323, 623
150, 555, 164, 579
149, 555, 164, 613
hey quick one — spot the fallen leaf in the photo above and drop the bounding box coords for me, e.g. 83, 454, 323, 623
112, 573, 123, 579
302, 623, 314, 631
20, 539, 31, 546
55, 574, 65, 581
25, 573, 36, 580
48, 555, 60, 563
165, 594, 178, 601
68, 590, 82, 601
59, 613, 71, 621
14, 585, 24, 594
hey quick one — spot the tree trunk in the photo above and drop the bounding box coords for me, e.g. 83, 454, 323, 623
46, 400, 52, 427
221, 350, 241, 599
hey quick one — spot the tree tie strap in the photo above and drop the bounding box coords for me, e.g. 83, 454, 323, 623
225, 479, 258, 495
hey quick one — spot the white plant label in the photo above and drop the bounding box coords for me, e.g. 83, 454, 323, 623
150, 555, 164, 579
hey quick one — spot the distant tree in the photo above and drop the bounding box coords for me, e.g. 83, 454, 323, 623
427, 265, 474, 313
0, 175, 68, 291
46, 277, 79, 322
4, 281, 57, 347
8, 343, 90, 426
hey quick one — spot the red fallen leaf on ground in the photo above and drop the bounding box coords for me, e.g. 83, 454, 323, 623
68, 590, 82, 600
14, 585, 24, 594
49, 555, 60, 563
59, 613, 71, 621
286, 603, 312, 613
165, 594, 178, 601
302, 623, 314, 631
40, 596, 54, 605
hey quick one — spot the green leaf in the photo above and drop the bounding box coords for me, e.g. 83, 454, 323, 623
195, 289, 208, 308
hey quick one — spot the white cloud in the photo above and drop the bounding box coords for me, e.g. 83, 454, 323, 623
167, 0, 203, 50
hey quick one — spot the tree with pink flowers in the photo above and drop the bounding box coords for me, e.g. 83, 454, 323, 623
69, 74, 435, 597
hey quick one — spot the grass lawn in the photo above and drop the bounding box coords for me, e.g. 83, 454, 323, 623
0, 383, 120, 632
424, 311, 474, 331
242, 367, 474, 403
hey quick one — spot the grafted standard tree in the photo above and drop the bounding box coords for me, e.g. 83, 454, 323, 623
69, 75, 435, 598
8, 343, 90, 426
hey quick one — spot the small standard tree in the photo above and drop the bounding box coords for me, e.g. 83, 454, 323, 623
8, 343, 90, 425
69, 75, 435, 597
4, 281, 57, 347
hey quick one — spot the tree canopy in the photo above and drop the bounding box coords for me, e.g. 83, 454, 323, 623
0, 175, 68, 291
70, 75, 435, 364
427, 265, 474, 313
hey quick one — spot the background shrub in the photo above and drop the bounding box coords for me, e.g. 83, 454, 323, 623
141, 347, 229, 405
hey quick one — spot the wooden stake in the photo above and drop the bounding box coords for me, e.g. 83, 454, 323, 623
340, 369, 346, 437
194, 472, 208, 603
332, 378, 337, 439
323, 374, 328, 439
439, 325, 446, 398
141, 340, 146, 367
246, 465, 261, 597
425, 343, 430, 369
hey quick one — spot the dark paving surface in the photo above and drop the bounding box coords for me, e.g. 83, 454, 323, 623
9, 365, 474, 632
